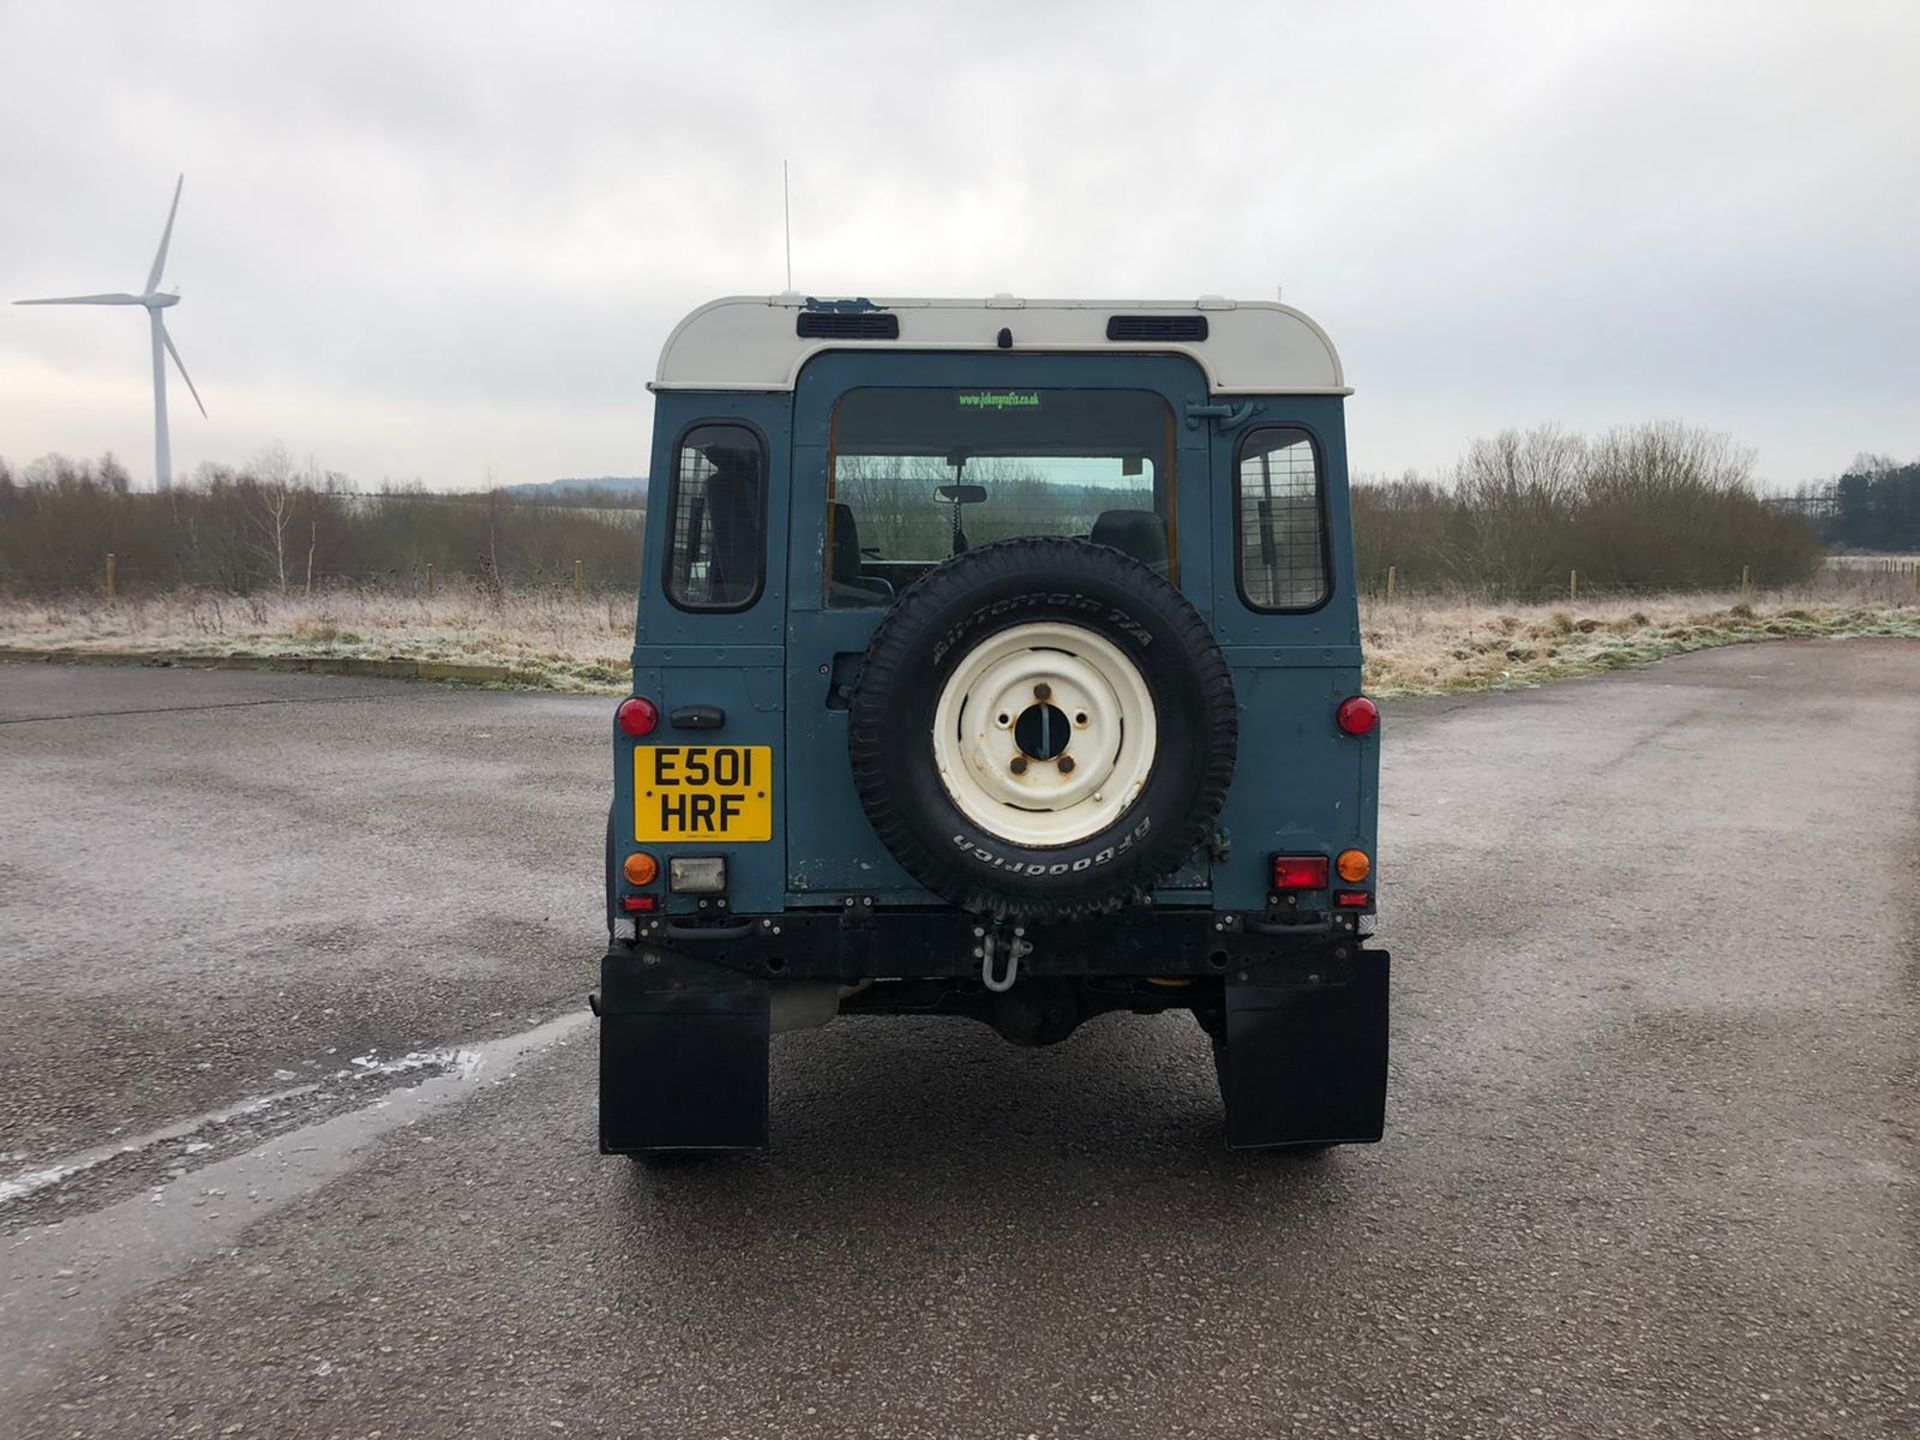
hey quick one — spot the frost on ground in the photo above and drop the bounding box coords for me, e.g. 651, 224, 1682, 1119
1, 581, 1916, 699
1361, 592, 1920, 695
0, 587, 634, 692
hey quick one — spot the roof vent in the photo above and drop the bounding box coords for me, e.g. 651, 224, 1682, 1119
797, 311, 900, 340
1106, 314, 1209, 342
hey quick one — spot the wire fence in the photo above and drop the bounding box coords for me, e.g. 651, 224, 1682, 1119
0, 482, 646, 599
1361, 560, 1919, 607
7, 472, 1917, 611
19, 560, 648, 605
25, 546, 1920, 610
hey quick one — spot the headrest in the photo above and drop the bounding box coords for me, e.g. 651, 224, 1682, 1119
829, 502, 862, 581
1091, 509, 1168, 569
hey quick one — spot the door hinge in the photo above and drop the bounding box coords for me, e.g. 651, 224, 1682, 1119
1185, 399, 1265, 432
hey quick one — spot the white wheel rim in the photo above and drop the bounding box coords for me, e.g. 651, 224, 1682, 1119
932, 621, 1159, 847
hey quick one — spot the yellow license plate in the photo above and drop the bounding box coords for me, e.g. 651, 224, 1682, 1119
634, 746, 773, 842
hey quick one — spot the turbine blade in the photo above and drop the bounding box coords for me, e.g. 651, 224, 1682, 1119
145, 174, 184, 294
158, 318, 206, 418
14, 293, 145, 305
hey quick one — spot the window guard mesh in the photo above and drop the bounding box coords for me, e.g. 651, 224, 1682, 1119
1237, 431, 1326, 609
666, 424, 764, 610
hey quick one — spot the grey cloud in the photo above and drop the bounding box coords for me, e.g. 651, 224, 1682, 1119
1, 0, 1914, 488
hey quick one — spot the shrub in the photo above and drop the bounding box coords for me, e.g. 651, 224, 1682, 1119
1353, 421, 1823, 599
0, 451, 645, 598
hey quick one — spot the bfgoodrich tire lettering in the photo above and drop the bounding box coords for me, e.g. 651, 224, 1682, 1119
848, 537, 1237, 921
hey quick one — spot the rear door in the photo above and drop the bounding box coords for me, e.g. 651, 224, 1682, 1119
627, 398, 791, 918
1204, 399, 1369, 912
781, 350, 1216, 906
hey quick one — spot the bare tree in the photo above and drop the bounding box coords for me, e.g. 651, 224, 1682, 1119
248, 485, 295, 593
1451, 424, 1586, 594
97, 452, 131, 494
244, 444, 301, 593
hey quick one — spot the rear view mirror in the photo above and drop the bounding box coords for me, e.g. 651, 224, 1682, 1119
936, 484, 988, 505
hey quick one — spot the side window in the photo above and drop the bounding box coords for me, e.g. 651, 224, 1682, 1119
1235, 427, 1327, 611
665, 423, 766, 610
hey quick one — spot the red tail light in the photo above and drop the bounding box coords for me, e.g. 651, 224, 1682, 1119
1271, 855, 1330, 890
616, 696, 659, 737
1336, 696, 1379, 736
1335, 891, 1372, 909
621, 894, 660, 913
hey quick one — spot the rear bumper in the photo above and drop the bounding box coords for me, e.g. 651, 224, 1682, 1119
611, 904, 1366, 982
597, 908, 1387, 1154
596, 927, 1388, 1153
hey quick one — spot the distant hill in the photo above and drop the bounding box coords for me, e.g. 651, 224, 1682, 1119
505, 476, 647, 502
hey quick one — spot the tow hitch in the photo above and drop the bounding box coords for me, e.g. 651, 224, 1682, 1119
976, 924, 1033, 993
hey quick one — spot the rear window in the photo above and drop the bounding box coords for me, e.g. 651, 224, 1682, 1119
1235, 427, 1327, 611
665, 423, 765, 611
826, 387, 1176, 607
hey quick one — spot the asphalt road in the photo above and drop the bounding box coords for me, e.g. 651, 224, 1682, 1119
1, 644, 1915, 1439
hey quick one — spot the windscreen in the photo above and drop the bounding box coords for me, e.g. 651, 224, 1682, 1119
826, 387, 1175, 606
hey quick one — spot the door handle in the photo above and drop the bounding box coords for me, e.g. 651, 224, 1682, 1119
669, 704, 726, 730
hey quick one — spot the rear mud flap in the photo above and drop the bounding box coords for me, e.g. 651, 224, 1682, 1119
599, 989, 771, 1153
1220, 948, 1389, 1149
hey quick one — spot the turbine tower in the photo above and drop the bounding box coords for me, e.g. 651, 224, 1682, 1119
14, 174, 205, 491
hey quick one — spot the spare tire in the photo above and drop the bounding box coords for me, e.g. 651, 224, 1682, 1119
848, 537, 1237, 921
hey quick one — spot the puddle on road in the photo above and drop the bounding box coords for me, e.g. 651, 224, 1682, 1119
0, 1009, 591, 1406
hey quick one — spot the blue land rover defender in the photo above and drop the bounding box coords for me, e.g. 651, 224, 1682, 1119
597, 295, 1387, 1152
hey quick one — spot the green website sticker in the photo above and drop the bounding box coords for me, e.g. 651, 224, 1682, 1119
956, 391, 1042, 411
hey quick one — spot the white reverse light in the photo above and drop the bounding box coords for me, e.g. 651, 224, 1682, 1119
669, 857, 728, 894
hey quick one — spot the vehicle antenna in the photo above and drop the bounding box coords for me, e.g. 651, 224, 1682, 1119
783, 160, 793, 292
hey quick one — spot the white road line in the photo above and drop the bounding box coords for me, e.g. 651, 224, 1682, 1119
0, 1086, 320, 1206
0, 1048, 479, 1207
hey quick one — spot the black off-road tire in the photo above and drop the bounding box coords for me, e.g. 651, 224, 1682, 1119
847, 537, 1236, 921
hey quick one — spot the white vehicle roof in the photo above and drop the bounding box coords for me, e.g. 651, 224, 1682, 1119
651, 295, 1350, 396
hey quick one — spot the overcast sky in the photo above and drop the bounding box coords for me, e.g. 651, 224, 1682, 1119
2, 0, 1914, 491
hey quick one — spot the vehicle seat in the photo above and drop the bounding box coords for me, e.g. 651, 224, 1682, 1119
829, 503, 895, 607
697, 444, 764, 603
1091, 509, 1169, 574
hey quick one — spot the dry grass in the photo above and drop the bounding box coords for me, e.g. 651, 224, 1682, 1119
2, 581, 1916, 698
0, 586, 634, 692
1361, 592, 1920, 696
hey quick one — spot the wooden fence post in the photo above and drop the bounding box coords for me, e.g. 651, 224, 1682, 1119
575, 559, 584, 600
1740, 564, 1751, 597
105, 552, 117, 602
1385, 565, 1397, 603
1569, 569, 1578, 602
426, 562, 436, 598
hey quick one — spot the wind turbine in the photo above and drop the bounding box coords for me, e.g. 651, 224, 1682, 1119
14, 174, 206, 491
